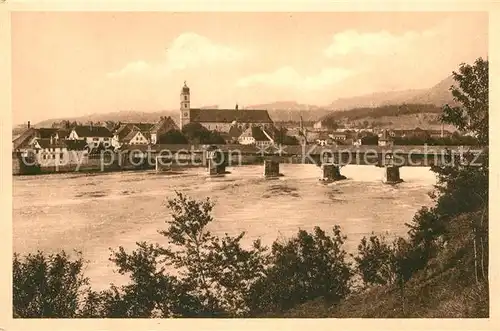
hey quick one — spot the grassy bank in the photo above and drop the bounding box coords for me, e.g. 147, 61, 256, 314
270, 210, 489, 318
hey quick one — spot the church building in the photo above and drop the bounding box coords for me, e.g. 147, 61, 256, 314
179, 82, 274, 132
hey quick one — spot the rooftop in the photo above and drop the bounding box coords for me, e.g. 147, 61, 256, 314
73, 125, 113, 138
190, 108, 273, 124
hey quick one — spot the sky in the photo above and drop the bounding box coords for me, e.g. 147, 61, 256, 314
11, 12, 488, 124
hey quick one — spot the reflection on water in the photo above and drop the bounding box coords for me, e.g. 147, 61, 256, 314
13, 164, 437, 290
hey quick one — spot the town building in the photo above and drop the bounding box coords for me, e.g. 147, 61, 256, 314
378, 129, 394, 147
313, 120, 329, 131
179, 82, 273, 132
315, 132, 335, 146
150, 116, 179, 144
220, 125, 243, 144
238, 126, 275, 148
68, 125, 114, 148
112, 123, 153, 148
111, 117, 179, 148
12, 123, 70, 151
26, 137, 88, 167
330, 131, 348, 141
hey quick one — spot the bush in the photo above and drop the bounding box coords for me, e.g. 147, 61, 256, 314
108, 192, 268, 317
354, 234, 396, 286
13, 251, 89, 318
247, 226, 352, 314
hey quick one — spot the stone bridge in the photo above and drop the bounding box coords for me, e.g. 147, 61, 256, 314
122, 143, 487, 184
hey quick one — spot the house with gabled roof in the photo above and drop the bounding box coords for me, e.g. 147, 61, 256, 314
12, 122, 71, 152
12, 127, 37, 151
150, 116, 179, 144
122, 129, 150, 145
68, 124, 113, 148
27, 136, 89, 167
238, 126, 275, 148
111, 117, 179, 147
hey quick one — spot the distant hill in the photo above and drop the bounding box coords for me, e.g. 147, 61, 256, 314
407, 75, 458, 106
246, 101, 321, 111
246, 101, 331, 123
318, 103, 456, 131
28, 75, 458, 130
327, 89, 425, 110
35, 110, 178, 128
326, 75, 456, 111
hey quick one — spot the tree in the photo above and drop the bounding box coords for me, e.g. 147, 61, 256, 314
273, 127, 300, 145
247, 226, 352, 314
181, 123, 226, 145
441, 57, 488, 145
108, 192, 268, 317
13, 251, 89, 318
322, 117, 339, 130
157, 130, 188, 144
354, 234, 395, 286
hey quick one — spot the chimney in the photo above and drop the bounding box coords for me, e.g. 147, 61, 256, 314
50, 136, 53, 145
235, 103, 239, 110
27, 121, 31, 129
441, 122, 444, 138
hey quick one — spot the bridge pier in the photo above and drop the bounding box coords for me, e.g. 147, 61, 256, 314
383, 165, 403, 184
320, 164, 346, 182
264, 160, 280, 179
155, 155, 172, 173
207, 149, 227, 176
208, 158, 226, 176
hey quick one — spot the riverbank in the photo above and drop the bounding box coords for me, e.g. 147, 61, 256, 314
269, 211, 488, 318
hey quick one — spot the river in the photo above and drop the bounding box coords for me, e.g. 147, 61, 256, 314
13, 164, 437, 290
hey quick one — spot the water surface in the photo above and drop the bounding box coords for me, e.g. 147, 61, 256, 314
13, 164, 437, 289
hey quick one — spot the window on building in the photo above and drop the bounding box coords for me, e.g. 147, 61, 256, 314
104, 137, 110, 141
93, 138, 99, 141
60, 153, 63, 159
184, 96, 188, 101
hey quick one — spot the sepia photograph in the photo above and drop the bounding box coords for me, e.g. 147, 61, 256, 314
7, 7, 492, 322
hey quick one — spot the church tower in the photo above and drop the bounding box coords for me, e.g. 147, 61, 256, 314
180, 81, 191, 129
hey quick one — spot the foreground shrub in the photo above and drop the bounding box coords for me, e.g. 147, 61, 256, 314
354, 234, 396, 287
106, 192, 269, 317
13, 251, 88, 318
247, 226, 353, 314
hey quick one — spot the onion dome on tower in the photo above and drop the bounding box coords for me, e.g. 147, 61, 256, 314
182, 81, 190, 94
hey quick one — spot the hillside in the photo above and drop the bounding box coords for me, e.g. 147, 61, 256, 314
325, 75, 455, 111
247, 101, 331, 123
318, 103, 456, 131
28, 75, 457, 129
408, 75, 459, 106
35, 110, 179, 128
327, 89, 425, 110
272, 211, 488, 318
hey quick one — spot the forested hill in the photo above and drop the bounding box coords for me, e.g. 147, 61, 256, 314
318, 103, 455, 130
320, 103, 443, 121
